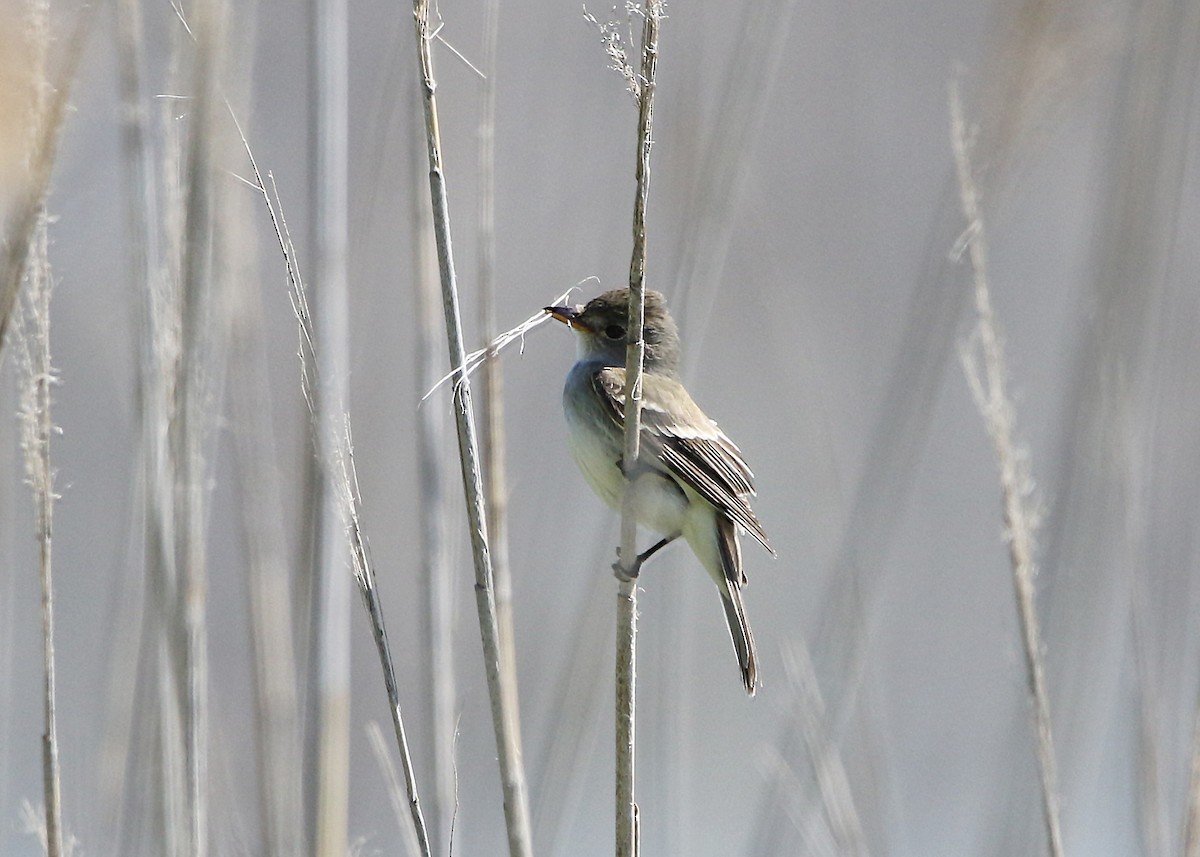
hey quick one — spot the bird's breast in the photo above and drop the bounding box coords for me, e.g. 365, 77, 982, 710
563, 366, 624, 511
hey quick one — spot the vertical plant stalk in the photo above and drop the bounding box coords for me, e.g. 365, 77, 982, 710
152, 38, 188, 855
16, 6, 62, 855
174, 1, 230, 852
207, 23, 302, 842
32, 230, 61, 857
408, 4, 534, 856
949, 86, 1064, 857
333, 424, 434, 857
615, 5, 662, 856
477, 0, 525, 774
411, 83, 457, 855
365, 720, 424, 857
307, 0, 353, 852
102, 0, 166, 848
614, 569, 639, 857
228, 116, 433, 856
19, 208, 63, 857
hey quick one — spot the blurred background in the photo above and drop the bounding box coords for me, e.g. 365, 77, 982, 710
2, 0, 1199, 854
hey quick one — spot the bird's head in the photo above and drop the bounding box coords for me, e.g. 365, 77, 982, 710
545, 288, 680, 374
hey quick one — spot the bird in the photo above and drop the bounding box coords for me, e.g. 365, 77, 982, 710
545, 288, 773, 695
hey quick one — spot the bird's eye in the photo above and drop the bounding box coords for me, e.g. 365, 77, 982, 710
604, 324, 626, 340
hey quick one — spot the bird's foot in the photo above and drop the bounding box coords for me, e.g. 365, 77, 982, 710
612, 534, 678, 581
612, 549, 642, 581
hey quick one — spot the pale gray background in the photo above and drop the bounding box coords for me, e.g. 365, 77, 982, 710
2, 0, 1199, 854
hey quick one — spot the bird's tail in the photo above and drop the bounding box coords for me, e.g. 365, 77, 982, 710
717, 516, 758, 695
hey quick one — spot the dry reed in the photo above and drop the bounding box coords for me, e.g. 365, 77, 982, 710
408, 2, 535, 853
950, 83, 1064, 857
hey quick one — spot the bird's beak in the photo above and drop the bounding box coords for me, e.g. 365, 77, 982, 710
544, 305, 581, 327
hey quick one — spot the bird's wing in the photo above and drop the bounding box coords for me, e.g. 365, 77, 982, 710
591, 367, 774, 554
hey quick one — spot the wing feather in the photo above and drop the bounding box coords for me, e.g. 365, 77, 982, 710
591, 367, 774, 554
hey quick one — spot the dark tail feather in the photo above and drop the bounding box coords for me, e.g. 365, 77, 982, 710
721, 584, 758, 695
717, 516, 758, 695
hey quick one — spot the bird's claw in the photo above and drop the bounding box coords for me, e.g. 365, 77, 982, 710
612, 548, 641, 581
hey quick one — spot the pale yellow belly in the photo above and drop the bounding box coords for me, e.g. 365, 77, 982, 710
566, 420, 689, 538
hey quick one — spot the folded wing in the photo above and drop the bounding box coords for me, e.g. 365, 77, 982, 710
590, 367, 774, 555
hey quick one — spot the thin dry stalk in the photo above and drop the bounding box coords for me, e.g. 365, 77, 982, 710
98, 0, 163, 845
950, 85, 1064, 857
0, 16, 81, 843
614, 563, 638, 857
174, 2, 231, 852
143, 18, 190, 855
476, 0, 525, 799
366, 721, 424, 857
147, 78, 187, 856
307, 0, 353, 851
30, 235, 61, 857
16, 4, 62, 853
409, 4, 534, 855
612, 5, 662, 856
16, 185, 63, 857
411, 79, 457, 853
229, 119, 433, 857
333, 423, 433, 857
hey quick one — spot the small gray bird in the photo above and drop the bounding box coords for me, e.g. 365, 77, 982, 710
546, 289, 773, 695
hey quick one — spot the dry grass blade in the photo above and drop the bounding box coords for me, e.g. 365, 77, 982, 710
331, 420, 432, 856
14, 162, 63, 857
224, 80, 433, 857
366, 721, 424, 857
98, 0, 164, 843
410, 2, 535, 853
11, 5, 75, 854
950, 82, 1064, 857
410, 75, 456, 853
173, 4, 233, 853
421, 288, 573, 401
